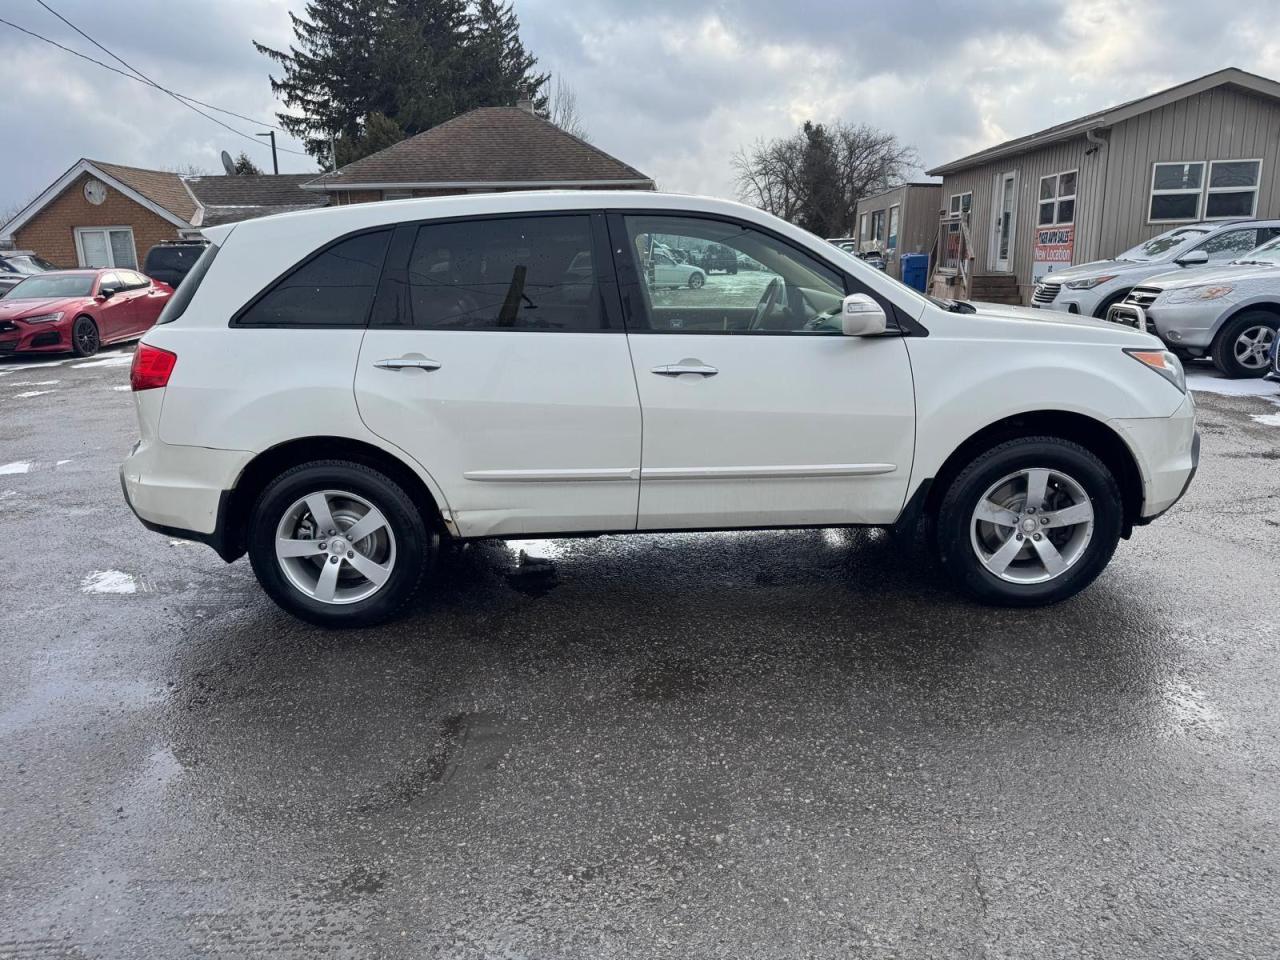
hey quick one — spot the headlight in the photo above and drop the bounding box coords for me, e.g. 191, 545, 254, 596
1124, 347, 1186, 393
23, 311, 63, 324
1165, 284, 1235, 304
1064, 274, 1118, 290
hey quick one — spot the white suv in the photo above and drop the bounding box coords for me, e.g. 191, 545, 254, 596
121, 192, 1198, 626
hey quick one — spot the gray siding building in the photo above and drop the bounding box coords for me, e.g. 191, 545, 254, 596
927, 68, 1280, 305
853, 182, 942, 280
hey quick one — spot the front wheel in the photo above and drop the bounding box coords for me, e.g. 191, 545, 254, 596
1211, 311, 1277, 378
71, 316, 100, 357
936, 437, 1122, 606
247, 460, 434, 627
688, 272, 705, 289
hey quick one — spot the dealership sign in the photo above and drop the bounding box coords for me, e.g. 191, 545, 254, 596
1032, 225, 1075, 282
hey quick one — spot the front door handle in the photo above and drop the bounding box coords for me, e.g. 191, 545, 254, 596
651, 360, 718, 377
374, 357, 442, 371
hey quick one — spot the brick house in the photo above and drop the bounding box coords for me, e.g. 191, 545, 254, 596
0, 159, 324, 268
304, 102, 654, 204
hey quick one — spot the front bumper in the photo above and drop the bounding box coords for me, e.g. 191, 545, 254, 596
1106, 300, 1222, 351
1109, 390, 1199, 521
0, 316, 74, 354
120, 436, 251, 559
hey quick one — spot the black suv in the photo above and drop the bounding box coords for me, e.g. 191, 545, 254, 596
699, 243, 739, 274
143, 239, 210, 288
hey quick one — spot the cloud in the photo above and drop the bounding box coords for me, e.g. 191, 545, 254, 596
3, 0, 1279, 214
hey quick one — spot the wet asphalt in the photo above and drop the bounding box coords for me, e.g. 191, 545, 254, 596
2, 345, 1279, 959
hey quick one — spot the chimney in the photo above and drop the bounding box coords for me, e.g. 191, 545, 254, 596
516, 98, 534, 114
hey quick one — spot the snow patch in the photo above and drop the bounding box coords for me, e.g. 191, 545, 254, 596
13, 390, 54, 399
0, 358, 73, 375
112, 385, 131, 392
80, 570, 138, 594
0, 461, 32, 475
72, 353, 133, 368
9, 380, 59, 387
0, 490, 17, 501
1186, 370, 1280, 398
1252, 412, 1280, 427
55, 459, 72, 467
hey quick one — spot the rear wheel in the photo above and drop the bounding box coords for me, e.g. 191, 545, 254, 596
688, 272, 705, 289
71, 316, 100, 357
936, 437, 1122, 606
247, 460, 434, 627
1211, 311, 1277, 378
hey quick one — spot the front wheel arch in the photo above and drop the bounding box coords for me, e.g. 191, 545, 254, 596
1091, 289, 1133, 319
920, 411, 1144, 533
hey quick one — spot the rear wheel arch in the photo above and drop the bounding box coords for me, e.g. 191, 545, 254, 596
921, 411, 1144, 532
223, 437, 449, 560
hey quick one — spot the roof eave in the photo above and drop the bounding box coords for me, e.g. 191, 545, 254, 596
302, 178, 656, 192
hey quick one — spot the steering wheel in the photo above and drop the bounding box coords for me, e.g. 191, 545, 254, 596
748, 277, 783, 331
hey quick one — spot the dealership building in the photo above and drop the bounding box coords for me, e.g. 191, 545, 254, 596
926, 67, 1280, 308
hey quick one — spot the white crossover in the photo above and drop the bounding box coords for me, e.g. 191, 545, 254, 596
121, 191, 1198, 626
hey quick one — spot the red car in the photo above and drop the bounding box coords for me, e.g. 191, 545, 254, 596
0, 268, 173, 358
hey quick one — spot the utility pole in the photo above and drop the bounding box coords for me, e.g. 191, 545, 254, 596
255, 131, 278, 175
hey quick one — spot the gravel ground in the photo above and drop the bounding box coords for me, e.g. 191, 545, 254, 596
2, 346, 1279, 959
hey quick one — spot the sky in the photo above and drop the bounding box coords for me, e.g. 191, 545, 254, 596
2, 0, 1280, 216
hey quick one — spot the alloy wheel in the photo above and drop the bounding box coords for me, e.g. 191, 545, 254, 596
274, 489, 397, 604
1234, 324, 1275, 370
969, 467, 1095, 584
75, 319, 99, 355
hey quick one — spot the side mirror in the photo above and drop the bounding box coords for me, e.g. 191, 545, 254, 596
841, 293, 888, 336
1176, 249, 1209, 267
98, 284, 119, 299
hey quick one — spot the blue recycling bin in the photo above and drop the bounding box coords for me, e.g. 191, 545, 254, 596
900, 253, 929, 292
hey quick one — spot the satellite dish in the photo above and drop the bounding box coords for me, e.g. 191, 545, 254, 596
220, 150, 236, 175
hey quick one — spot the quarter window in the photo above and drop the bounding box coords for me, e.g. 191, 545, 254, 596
1038, 170, 1076, 226
236, 230, 390, 327
402, 215, 603, 331
621, 214, 849, 335
1206, 160, 1261, 218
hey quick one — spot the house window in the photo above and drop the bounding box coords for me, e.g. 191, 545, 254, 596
870, 209, 886, 245
858, 213, 869, 242
1038, 170, 1076, 225
949, 192, 972, 217
1149, 162, 1205, 222
1205, 160, 1261, 219
75, 227, 137, 269
382, 190, 413, 201
887, 204, 900, 251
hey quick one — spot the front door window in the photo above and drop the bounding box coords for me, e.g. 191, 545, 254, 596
995, 174, 1016, 270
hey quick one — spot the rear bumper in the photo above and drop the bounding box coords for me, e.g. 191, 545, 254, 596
120, 437, 250, 560
1109, 391, 1199, 521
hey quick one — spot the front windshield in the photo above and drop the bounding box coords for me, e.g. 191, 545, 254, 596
1233, 235, 1280, 266
2, 274, 95, 299
1117, 226, 1208, 262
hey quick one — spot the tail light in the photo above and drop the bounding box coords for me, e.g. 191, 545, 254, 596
130, 343, 177, 391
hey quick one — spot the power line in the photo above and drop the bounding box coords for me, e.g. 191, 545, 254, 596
0, 15, 290, 134
21, 1, 309, 157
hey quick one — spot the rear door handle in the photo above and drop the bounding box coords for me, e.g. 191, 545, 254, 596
651, 361, 718, 377
374, 357, 442, 371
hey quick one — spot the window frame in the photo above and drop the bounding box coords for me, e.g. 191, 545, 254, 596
605, 208, 918, 337
1148, 161, 1206, 223
869, 209, 886, 246
1037, 169, 1077, 227
74, 225, 137, 269
367, 210, 623, 334
887, 204, 900, 251
949, 192, 972, 217
1204, 158, 1262, 220
230, 226, 394, 329
858, 213, 869, 242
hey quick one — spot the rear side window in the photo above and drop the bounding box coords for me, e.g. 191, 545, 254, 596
236, 230, 391, 327
391, 215, 605, 331
157, 243, 219, 324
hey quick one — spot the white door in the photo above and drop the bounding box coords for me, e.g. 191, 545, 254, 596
354, 214, 642, 538
614, 213, 916, 529
992, 172, 1017, 271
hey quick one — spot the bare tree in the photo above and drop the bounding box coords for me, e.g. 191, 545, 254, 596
733, 120, 918, 237
164, 162, 211, 177
546, 75, 590, 142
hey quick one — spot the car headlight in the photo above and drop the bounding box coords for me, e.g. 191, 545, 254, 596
1165, 284, 1235, 304
1064, 274, 1118, 290
23, 311, 64, 324
1124, 347, 1186, 393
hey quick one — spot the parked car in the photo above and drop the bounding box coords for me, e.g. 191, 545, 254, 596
859, 250, 888, 272
700, 243, 739, 274
143, 239, 210, 288
648, 249, 706, 288
0, 268, 173, 357
1032, 219, 1280, 318
120, 191, 1197, 627
0, 250, 58, 297
1106, 234, 1280, 377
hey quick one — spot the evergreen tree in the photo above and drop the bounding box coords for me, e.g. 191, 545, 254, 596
256, 0, 549, 167
232, 152, 264, 175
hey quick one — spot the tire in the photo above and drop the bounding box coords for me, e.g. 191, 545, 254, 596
247, 459, 435, 627
1091, 290, 1131, 320
71, 316, 100, 357
688, 272, 705, 289
1210, 310, 1277, 378
936, 436, 1122, 606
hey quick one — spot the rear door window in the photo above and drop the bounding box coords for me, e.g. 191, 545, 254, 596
236, 230, 391, 327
